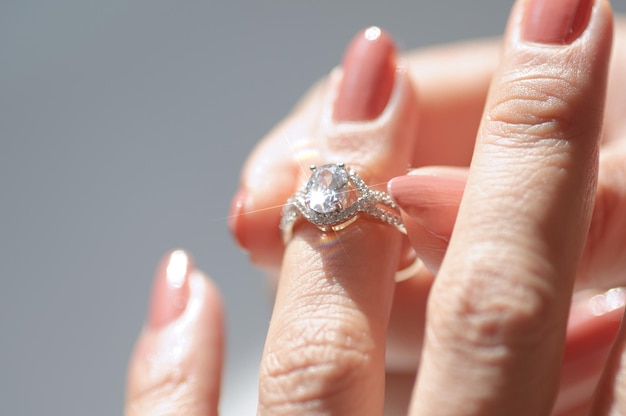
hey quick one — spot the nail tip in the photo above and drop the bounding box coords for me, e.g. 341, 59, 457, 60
521, 0, 593, 45
166, 249, 191, 289
334, 26, 397, 122
147, 249, 193, 329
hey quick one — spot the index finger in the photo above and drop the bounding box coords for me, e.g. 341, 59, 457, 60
411, 0, 613, 414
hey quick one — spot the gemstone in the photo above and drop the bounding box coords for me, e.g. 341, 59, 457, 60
305, 164, 349, 214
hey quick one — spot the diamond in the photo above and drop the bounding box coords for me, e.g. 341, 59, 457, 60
305, 164, 349, 214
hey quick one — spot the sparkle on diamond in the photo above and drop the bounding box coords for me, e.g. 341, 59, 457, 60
305, 164, 349, 214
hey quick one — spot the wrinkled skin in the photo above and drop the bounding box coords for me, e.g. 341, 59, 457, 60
126, 2, 626, 415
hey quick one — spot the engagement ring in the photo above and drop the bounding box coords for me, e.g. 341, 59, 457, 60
280, 163, 406, 242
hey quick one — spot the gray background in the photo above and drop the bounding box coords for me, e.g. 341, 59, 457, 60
2, 1, 624, 415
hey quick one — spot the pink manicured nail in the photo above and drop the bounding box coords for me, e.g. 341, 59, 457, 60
228, 188, 248, 250
147, 250, 192, 329
334, 26, 397, 122
388, 174, 465, 240
522, 0, 593, 44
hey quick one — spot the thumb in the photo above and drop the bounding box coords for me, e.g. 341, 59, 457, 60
388, 166, 467, 275
389, 145, 626, 290
125, 250, 224, 416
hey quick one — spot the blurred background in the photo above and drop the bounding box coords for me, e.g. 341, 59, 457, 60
2, 1, 624, 414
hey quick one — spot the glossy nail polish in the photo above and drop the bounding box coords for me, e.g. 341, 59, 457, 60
334, 26, 397, 122
522, 0, 594, 44
147, 249, 192, 329
388, 174, 465, 240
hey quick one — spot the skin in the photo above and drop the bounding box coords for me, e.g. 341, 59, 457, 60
126, 0, 626, 414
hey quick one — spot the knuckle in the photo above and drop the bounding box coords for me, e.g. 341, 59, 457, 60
431, 261, 559, 365
259, 311, 373, 414
484, 70, 581, 148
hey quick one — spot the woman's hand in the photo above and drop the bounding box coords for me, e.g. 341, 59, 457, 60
257, 0, 617, 412
229, 0, 626, 381
125, 0, 626, 415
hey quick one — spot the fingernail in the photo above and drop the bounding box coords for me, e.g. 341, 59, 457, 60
334, 26, 397, 122
147, 249, 192, 329
587, 287, 626, 317
388, 174, 465, 240
564, 287, 625, 363
522, 0, 594, 44
228, 188, 249, 250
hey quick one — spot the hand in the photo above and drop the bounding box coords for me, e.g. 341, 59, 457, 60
125, 251, 224, 416
231, 0, 625, 413
230, 0, 626, 400
125, 0, 626, 415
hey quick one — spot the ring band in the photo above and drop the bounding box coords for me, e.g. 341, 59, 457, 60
280, 163, 418, 281
280, 163, 406, 243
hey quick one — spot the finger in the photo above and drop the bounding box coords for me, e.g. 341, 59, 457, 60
229, 83, 326, 275
228, 39, 499, 275
411, 0, 613, 414
229, 27, 401, 273
382, 290, 626, 415
258, 28, 417, 414
389, 166, 467, 275
580, 140, 626, 288
126, 250, 224, 416
389, 142, 626, 289
604, 17, 626, 141
590, 291, 626, 414
555, 288, 624, 415
384, 265, 434, 371
406, 18, 626, 162
406, 39, 499, 168
388, 164, 626, 393
231, 20, 626, 276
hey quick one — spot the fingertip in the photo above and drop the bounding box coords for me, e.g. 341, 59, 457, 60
147, 249, 194, 330
565, 288, 624, 363
388, 173, 464, 274
126, 261, 224, 416
227, 178, 288, 271
334, 26, 397, 122
556, 288, 624, 414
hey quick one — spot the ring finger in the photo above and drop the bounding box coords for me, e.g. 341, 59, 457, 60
257, 28, 418, 414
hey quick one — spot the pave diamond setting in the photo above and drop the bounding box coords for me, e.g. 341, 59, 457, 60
280, 163, 406, 242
